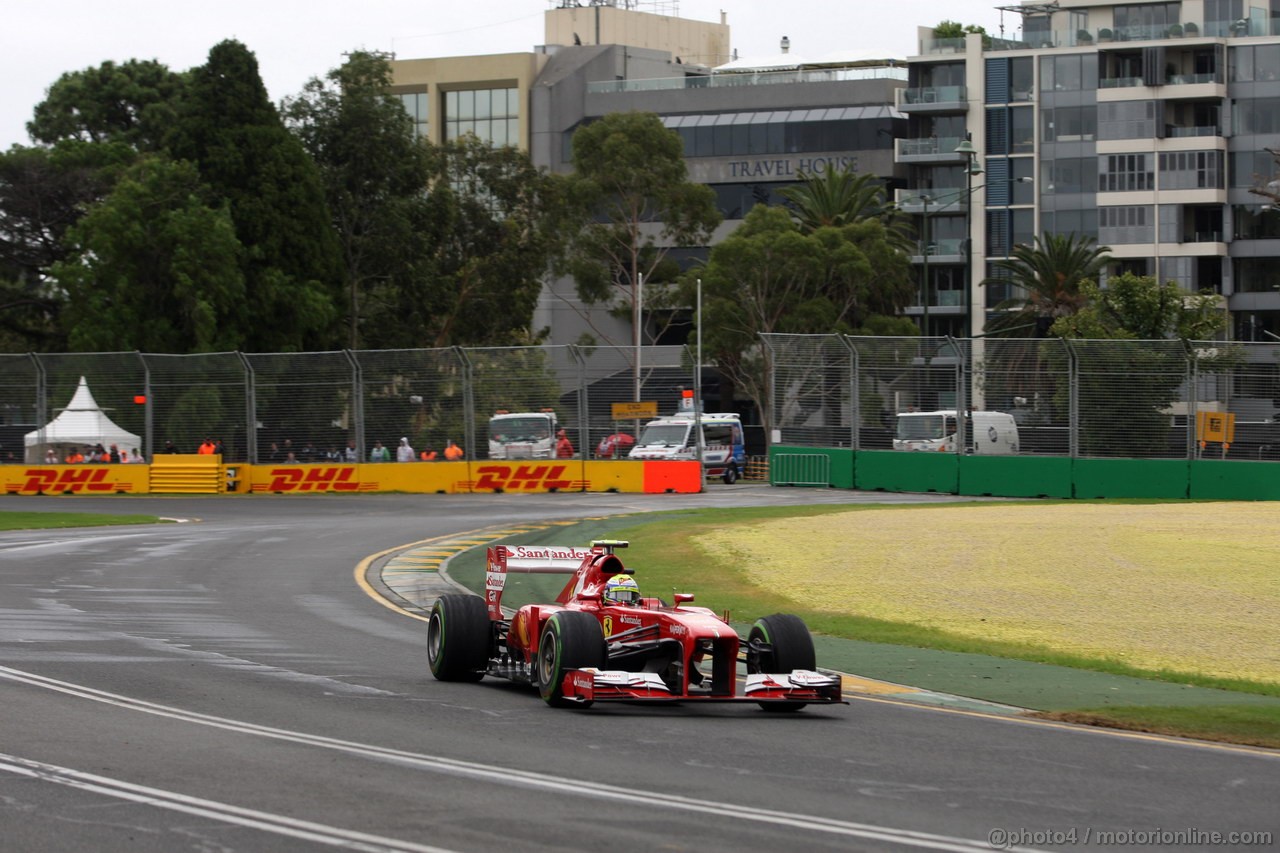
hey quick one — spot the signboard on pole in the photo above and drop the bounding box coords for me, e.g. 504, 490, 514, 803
611, 401, 658, 419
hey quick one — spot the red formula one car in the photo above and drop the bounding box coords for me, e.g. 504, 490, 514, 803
427, 540, 844, 710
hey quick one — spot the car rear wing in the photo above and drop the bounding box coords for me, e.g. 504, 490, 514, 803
484, 544, 596, 620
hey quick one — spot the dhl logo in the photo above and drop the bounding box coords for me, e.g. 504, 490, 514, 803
464, 465, 587, 492
5, 468, 134, 494
251, 467, 375, 493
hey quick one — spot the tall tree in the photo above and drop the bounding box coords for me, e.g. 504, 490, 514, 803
0, 141, 134, 350
52, 156, 245, 352
420, 135, 567, 347
985, 232, 1112, 336
561, 111, 721, 351
282, 51, 434, 349
166, 40, 342, 352
1050, 272, 1226, 341
28, 59, 185, 152
688, 203, 914, 438
780, 167, 907, 241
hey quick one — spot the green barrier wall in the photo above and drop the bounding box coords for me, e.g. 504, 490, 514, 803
768, 449, 1276, 500
957, 455, 1073, 498
853, 449, 959, 493
1072, 458, 1189, 499
1190, 459, 1280, 500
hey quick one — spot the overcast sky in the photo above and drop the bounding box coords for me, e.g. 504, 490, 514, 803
3, 1, 1016, 150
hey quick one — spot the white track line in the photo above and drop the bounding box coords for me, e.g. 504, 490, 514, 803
0, 665, 1031, 852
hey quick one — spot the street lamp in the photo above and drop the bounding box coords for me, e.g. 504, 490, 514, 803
954, 137, 982, 338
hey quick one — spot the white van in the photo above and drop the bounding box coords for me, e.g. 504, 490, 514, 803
627, 413, 747, 483
893, 410, 1019, 455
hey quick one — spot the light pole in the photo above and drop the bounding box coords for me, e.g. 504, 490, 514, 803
954, 136, 982, 338
920, 194, 932, 338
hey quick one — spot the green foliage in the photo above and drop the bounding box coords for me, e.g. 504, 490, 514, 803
562, 111, 720, 344
687, 203, 913, 435
1050, 273, 1228, 341
933, 20, 988, 39
986, 232, 1112, 337
28, 59, 185, 151
166, 40, 342, 352
421, 136, 568, 347
283, 52, 434, 349
53, 156, 246, 352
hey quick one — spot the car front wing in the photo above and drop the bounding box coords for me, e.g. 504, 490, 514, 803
558, 668, 845, 705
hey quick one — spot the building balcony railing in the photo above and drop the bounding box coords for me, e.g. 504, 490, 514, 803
1167, 72, 1221, 86
910, 239, 964, 262
585, 65, 907, 95
1165, 125, 1222, 138
895, 188, 968, 213
984, 19, 1280, 52
1099, 76, 1145, 89
897, 136, 966, 162
898, 85, 967, 110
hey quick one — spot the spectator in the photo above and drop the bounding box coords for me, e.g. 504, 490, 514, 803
197, 438, 216, 455
369, 441, 390, 462
443, 439, 464, 461
343, 440, 358, 462
324, 444, 342, 462
162, 439, 177, 454
396, 436, 415, 462
301, 441, 320, 462
129, 448, 144, 463
108, 444, 121, 464
65, 447, 85, 464
556, 429, 574, 459
213, 438, 225, 457
419, 446, 437, 461
284, 450, 298, 463
267, 442, 282, 463
44, 448, 58, 464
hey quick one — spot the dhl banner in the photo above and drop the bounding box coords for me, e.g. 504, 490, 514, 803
3, 465, 150, 496
1, 460, 701, 496
245, 460, 702, 494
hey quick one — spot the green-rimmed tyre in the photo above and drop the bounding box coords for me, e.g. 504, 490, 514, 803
427, 594, 489, 682
536, 611, 605, 708
747, 613, 817, 712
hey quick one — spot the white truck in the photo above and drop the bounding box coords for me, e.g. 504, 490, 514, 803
627, 412, 747, 483
488, 410, 558, 459
893, 409, 1019, 455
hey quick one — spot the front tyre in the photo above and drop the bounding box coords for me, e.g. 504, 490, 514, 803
427, 594, 489, 682
722, 463, 739, 485
747, 613, 817, 712
537, 611, 605, 708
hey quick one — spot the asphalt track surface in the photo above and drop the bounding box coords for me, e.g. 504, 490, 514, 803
1, 489, 1277, 853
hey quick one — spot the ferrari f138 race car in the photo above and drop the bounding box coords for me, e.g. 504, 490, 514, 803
427, 540, 843, 710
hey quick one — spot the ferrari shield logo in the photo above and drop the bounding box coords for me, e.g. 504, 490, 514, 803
602, 616, 613, 638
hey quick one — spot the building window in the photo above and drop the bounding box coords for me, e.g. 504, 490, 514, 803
397, 91, 429, 139
1099, 205, 1154, 243
1235, 257, 1280, 293
444, 87, 519, 147
1098, 101, 1157, 140
1042, 209, 1099, 240
1042, 157, 1098, 195
1041, 105, 1097, 143
1158, 150, 1224, 189
1039, 54, 1097, 92
1113, 3, 1182, 40
1233, 205, 1280, 239
1099, 154, 1154, 192
1234, 98, 1280, 134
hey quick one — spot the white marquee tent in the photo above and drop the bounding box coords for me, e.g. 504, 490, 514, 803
24, 376, 142, 462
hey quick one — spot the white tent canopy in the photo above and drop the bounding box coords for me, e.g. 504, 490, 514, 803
24, 376, 142, 462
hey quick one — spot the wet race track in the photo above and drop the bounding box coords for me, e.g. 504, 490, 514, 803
1, 489, 1277, 852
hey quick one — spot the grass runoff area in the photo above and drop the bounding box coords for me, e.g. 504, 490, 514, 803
448, 501, 1280, 748
0, 511, 164, 530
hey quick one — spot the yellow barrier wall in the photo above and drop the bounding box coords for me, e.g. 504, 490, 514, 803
243, 460, 698, 494
2, 464, 151, 495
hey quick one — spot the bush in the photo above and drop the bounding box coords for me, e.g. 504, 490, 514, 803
1098, 27, 1113, 39
1078, 29, 1093, 43
1184, 22, 1199, 35
1167, 23, 1184, 36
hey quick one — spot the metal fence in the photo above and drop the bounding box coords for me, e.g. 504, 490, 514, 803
0, 345, 697, 464
763, 334, 1280, 461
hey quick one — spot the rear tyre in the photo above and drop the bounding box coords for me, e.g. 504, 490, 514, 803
747, 613, 817, 712
722, 464, 739, 485
427, 594, 489, 682
537, 611, 605, 708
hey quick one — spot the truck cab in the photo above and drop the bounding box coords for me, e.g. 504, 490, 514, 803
893, 410, 1019, 455
628, 413, 747, 483
488, 410, 558, 459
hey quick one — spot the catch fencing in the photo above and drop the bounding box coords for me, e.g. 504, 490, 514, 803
763, 334, 1280, 461
0, 345, 698, 464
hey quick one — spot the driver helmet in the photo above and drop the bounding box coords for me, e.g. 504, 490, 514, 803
602, 573, 640, 606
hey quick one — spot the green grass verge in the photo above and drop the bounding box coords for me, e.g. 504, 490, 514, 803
1036, 706, 1280, 749
448, 503, 1280, 698
0, 511, 166, 530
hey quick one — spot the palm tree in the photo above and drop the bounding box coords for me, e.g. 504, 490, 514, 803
779, 166, 912, 252
985, 232, 1111, 337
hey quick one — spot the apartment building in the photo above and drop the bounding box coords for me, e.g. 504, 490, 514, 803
898, 0, 1280, 341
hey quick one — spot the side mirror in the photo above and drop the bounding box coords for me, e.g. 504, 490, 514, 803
673, 593, 695, 604
580, 591, 601, 602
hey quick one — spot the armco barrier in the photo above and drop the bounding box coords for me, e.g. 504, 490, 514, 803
958, 456, 1073, 499
853, 449, 958, 494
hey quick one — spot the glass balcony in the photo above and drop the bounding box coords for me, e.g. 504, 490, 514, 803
897, 136, 966, 162
585, 65, 907, 95
899, 86, 967, 110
